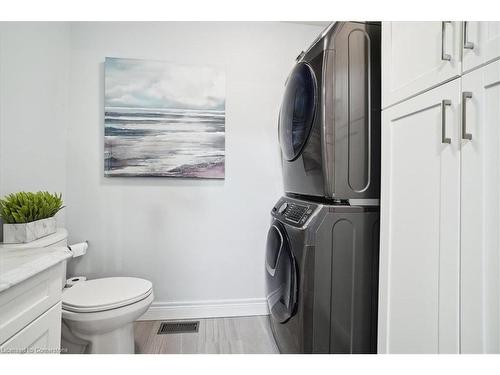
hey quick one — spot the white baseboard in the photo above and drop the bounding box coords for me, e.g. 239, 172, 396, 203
138, 298, 269, 321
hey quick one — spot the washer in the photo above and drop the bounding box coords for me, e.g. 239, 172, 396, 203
265, 196, 379, 353
279, 22, 381, 202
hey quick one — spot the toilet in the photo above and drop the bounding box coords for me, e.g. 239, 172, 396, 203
61, 276, 153, 354
0, 228, 154, 354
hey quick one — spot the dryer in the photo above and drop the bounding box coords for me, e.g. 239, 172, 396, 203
279, 22, 381, 202
265, 196, 379, 353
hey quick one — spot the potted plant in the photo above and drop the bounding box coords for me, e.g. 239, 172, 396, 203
0, 191, 64, 244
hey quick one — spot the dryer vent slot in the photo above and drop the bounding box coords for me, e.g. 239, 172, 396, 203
157, 321, 199, 335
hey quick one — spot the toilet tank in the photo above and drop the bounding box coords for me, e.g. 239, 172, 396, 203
0, 228, 69, 249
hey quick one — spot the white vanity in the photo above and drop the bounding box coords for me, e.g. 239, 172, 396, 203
0, 246, 71, 353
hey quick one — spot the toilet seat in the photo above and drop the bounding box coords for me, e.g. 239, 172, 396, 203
62, 277, 153, 313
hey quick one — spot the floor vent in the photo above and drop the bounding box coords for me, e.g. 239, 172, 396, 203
157, 321, 200, 335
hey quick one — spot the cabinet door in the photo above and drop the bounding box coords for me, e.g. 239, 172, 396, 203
0, 262, 63, 344
0, 303, 61, 354
461, 60, 500, 353
379, 79, 460, 353
382, 22, 461, 108
462, 22, 500, 73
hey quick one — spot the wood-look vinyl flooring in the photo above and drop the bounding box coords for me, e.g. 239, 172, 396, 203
134, 316, 279, 354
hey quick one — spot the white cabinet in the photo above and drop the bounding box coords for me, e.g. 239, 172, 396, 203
462, 22, 500, 73
382, 21, 461, 108
378, 79, 461, 353
380, 21, 500, 354
0, 303, 61, 354
0, 262, 65, 354
0, 262, 63, 344
461, 59, 500, 353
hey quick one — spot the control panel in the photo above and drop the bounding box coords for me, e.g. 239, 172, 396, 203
272, 198, 317, 227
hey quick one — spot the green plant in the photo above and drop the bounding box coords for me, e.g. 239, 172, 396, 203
0, 191, 64, 224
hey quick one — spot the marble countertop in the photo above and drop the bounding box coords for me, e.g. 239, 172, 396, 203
0, 246, 72, 293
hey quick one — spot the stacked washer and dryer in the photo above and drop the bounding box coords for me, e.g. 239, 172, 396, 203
265, 22, 381, 354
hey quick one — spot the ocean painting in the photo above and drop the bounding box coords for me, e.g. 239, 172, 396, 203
104, 57, 225, 178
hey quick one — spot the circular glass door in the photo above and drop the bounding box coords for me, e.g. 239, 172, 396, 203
279, 62, 317, 161
265, 222, 298, 323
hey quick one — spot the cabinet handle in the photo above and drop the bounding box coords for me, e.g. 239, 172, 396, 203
441, 99, 452, 144
441, 21, 452, 61
462, 92, 473, 140
463, 21, 475, 50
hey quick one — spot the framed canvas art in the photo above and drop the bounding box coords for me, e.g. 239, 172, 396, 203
104, 57, 225, 178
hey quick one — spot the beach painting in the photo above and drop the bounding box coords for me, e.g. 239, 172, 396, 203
104, 57, 225, 178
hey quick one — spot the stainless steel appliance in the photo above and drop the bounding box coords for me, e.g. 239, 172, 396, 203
265, 196, 379, 353
279, 21, 381, 203
267, 21, 381, 354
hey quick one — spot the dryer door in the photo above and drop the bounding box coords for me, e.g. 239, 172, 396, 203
265, 221, 298, 323
279, 62, 318, 161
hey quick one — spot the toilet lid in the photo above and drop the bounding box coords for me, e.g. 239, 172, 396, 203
62, 277, 153, 313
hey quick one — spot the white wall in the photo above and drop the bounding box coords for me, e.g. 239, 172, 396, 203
0, 22, 70, 227
0, 21, 323, 318
66, 22, 322, 318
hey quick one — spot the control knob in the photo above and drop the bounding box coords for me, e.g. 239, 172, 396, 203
278, 202, 288, 214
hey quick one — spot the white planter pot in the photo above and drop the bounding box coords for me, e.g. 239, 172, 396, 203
3, 217, 57, 244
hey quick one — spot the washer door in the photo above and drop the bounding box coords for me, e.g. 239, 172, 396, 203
279, 62, 317, 161
265, 222, 298, 323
